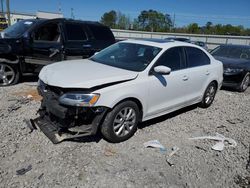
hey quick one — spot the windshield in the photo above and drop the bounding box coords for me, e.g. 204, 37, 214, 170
2, 20, 35, 38
211, 46, 250, 60
90, 42, 162, 72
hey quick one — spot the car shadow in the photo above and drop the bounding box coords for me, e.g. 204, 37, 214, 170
21, 75, 39, 83
66, 104, 199, 144
66, 131, 103, 143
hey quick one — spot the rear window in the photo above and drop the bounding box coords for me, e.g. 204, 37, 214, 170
186, 47, 210, 67
87, 24, 114, 40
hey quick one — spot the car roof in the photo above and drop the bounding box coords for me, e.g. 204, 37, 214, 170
120, 38, 200, 49
21, 18, 102, 26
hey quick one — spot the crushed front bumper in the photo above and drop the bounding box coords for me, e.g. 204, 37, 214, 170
28, 85, 108, 144
29, 106, 108, 144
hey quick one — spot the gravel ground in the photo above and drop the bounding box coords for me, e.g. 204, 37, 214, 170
0, 81, 249, 188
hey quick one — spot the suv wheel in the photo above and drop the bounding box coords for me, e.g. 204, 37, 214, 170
0, 62, 20, 86
239, 73, 249, 92
101, 101, 140, 143
199, 82, 217, 108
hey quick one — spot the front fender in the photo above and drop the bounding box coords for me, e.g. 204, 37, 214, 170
94, 80, 148, 115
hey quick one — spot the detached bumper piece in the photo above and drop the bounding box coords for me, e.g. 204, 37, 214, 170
29, 116, 94, 144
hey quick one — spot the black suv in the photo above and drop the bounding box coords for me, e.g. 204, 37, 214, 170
0, 18, 115, 86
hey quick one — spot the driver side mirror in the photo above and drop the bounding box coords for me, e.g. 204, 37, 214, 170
153, 66, 171, 75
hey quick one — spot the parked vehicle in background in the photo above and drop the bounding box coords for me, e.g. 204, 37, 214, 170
0, 16, 8, 31
211, 44, 250, 92
30, 39, 223, 144
165, 37, 191, 43
0, 18, 115, 86
193, 41, 208, 51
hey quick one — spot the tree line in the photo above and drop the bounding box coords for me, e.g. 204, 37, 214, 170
100, 10, 250, 36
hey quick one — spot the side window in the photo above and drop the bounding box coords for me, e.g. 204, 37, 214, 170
155, 47, 184, 71
34, 22, 60, 42
65, 23, 87, 41
186, 47, 210, 67
87, 24, 114, 40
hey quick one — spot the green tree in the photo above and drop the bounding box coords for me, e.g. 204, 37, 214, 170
137, 10, 172, 32
100, 10, 117, 28
187, 23, 199, 33
116, 11, 131, 30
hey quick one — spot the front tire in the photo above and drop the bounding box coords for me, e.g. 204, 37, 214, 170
238, 73, 249, 92
0, 62, 20, 86
101, 101, 140, 143
199, 82, 217, 108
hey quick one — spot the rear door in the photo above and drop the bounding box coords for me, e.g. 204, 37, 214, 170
86, 24, 115, 52
184, 47, 212, 100
63, 22, 93, 59
25, 20, 64, 65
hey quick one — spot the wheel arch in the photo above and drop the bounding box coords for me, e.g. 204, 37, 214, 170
112, 97, 144, 122
211, 80, 218, 90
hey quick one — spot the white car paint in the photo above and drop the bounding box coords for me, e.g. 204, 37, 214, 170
39, 59, 138, 88
39, 39, 223, 121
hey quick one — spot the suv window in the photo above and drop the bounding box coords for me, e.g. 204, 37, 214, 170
34, 22, 60, 42
155, 47, 185, 71
65, 23, 87, 41
186, 47, 210, 67
88, 24, 114, 40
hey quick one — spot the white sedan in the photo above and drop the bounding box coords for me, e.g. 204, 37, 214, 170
32, 39, 223, 143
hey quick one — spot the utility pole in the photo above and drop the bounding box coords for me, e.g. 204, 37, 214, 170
1, 0, 4, 14
71, 8, 74, 19
173, 13, 176, 31
58, 2, 61, 13
6, 0, 10, 26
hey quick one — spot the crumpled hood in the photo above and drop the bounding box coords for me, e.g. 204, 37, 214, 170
39, 59, 138, 88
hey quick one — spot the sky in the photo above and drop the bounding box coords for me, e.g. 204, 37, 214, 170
6, 0, 250, 28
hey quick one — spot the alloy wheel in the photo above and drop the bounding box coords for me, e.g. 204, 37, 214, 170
113, 107, 136, 137
242, 75, 249, 91
205, 84, 216, 105
0, 64, 15, 86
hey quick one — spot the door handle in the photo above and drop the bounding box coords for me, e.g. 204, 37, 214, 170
182, 75, 189, 81
205, 71, 210, 75
83, 44, 92, 48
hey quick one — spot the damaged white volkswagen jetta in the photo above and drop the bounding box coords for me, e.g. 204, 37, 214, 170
30, 39, 223, 143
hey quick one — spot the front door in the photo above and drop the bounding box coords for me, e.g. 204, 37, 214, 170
146, 47, 190, 118
25, 21, 63, 65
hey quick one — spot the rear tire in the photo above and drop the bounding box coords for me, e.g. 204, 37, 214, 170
101, 101, 140, 143
238, 73, 249, 92
199, 82, 217, 108
0, 62, 20, 86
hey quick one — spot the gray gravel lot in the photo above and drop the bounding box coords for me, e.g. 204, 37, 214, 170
0, 82, 249, 188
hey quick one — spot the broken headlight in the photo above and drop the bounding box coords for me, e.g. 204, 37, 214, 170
59, 93, 100, 107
